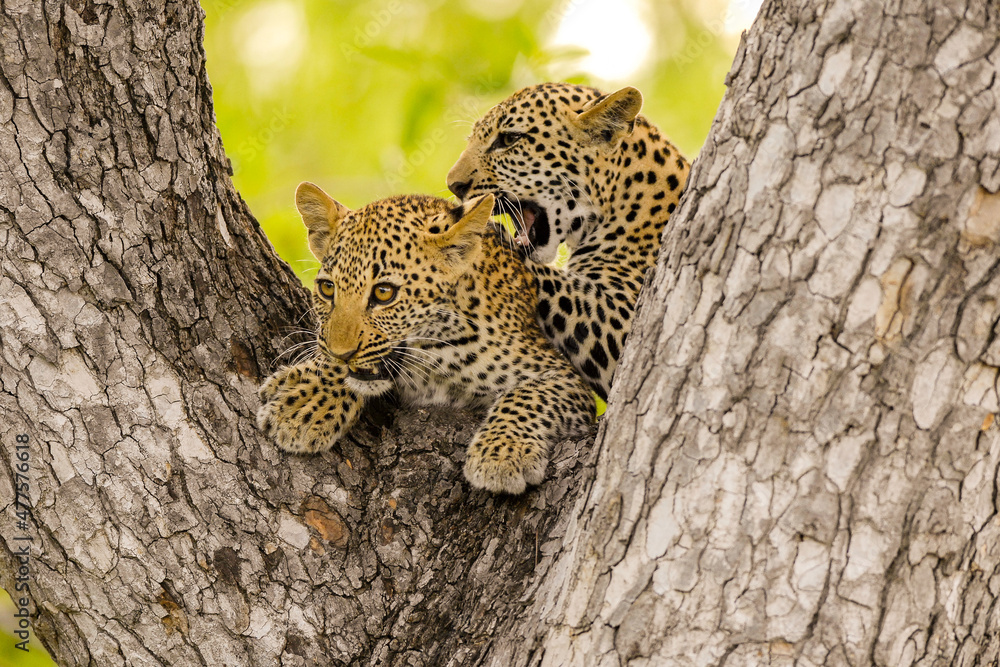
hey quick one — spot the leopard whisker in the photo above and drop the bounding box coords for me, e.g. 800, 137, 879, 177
393, 343, 447, 369
498, 194, 528, 237
274, 339, 320, 365
393, 355, 435, 383
396, 343, 445, 360
500, 198, 529, 254
384, 356, 419, 390
389, 346, 441, 383
389, 338, 447, 371
291, 308, 315, 329
494, 197, 522, 256
395, 349, 445, 374
500, 191, 534, 251
290, 344, 320, 366
277, 326, 316, 342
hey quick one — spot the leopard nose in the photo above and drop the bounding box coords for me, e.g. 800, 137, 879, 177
448, 179, 472, 200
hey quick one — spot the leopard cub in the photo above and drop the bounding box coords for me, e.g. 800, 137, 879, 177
449, 83, 690, 400
257, 184, 595, 494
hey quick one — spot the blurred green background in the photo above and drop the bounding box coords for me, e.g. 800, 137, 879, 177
202, 0, 754, 283
3, 1, 757, 665
0, 589, 51, 667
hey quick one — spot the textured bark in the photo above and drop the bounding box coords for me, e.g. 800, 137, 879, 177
0, 1, 599, 666
481, 0, 1000, 665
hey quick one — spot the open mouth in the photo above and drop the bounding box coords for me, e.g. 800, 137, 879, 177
496, 196, 548, 249
346, 351, 399, 383
347, 364, 389, 382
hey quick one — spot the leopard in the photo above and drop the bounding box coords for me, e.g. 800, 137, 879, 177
447, 82, 690, 401
257, 183, 595, 494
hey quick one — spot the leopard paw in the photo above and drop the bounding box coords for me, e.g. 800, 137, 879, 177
257, 359, 362, 454
463, 436, 548, 494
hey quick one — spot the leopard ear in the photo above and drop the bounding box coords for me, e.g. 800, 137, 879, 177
574, 86, 642, 147
295, 182, 351, 259
429, 194, 495, 263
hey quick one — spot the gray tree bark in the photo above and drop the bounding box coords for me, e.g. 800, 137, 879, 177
3, 0, 999, 666
478, 0, 1000, 665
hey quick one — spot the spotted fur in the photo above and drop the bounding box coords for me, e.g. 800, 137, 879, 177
257, 185, 595, 494
448, 83, 690, 399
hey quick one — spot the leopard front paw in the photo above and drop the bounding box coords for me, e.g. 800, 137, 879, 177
257, 359, 362, 454
463, 436, 548, 495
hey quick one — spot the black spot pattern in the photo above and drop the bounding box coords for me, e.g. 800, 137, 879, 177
447, 83, 690, 400
258, 192, 595, 495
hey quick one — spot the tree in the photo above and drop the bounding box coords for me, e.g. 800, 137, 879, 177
1, 2, 998, 667
476, 1, 1000, 664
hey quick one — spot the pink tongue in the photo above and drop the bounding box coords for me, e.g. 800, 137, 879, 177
515, 208, 536, 246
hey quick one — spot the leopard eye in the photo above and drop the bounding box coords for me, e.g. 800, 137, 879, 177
316, 279, 335, 302
489, 131, 524, 152
370, 283, 397, 306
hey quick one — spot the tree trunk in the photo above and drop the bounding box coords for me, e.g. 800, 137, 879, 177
3, 0, 999, 666
478, 0, 1000, 665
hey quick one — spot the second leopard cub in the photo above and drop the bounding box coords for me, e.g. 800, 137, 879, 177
448, 83, 690, 400
257, 184, 595, 494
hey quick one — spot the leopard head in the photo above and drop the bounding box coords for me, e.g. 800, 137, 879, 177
447, 83, 642, 263
295, 182, 495, 396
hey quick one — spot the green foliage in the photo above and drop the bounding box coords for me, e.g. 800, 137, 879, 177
202, 0, 740, 282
